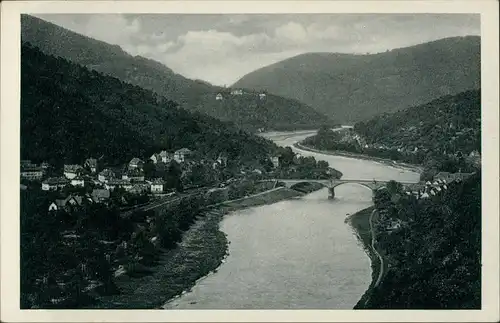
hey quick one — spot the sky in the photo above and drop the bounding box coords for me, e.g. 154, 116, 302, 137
36, 14, 480, 86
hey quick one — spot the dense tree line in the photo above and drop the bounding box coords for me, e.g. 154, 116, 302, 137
357, 173, 481, 309
21, 43, 277, 169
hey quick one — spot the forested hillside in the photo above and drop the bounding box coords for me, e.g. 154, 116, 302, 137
21, 15, 331, 131
353, 89, 481, 155
304, 90, 481, 179
233, 36, 480, 123
21, 43, 276, 167
356, 172, 481, 309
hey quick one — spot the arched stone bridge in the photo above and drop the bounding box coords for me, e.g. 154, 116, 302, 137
268, 178, 419, 199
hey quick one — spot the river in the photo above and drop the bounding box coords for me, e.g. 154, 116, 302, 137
163, 129, 420, 309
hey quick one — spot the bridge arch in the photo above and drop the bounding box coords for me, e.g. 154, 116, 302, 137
331, 181, 382, 192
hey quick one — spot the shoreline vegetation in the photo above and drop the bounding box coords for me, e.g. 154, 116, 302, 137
294, 142, 424, 174
345, 206, 384, 308
93, 185, 319, 309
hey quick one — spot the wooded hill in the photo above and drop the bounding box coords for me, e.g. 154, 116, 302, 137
21, 43, 277, 168
353, 89, 481, 158
233, 36, 480, 123
357, 171, 481, 309
21, 15, 331, 131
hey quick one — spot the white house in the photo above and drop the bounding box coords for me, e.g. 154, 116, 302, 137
215, 93, 223, 100
230, 89, 243, 95
105, 179, 132, 191
42, 177, 70, 191
150, 153, 161, 164
259, 93, 266, 100
270, 156, 280, 168
150, 179, 166, 193
71, 177, 85, 187
20, 165, 44, 181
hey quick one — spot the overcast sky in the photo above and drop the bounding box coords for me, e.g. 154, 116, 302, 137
35, 14, 480, 86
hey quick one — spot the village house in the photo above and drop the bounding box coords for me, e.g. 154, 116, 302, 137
215, 93, 223, 100
122, 168, 145, 182
259, 93, 266, 100
150, 178, 166, 193
151, 150, 174, 164
70, 176, 85, 187
42, 177, 70, 191
48, 194, 92, 212
21, 159, 33, 167
98, 169, 116, 183
91, 189, 111, 203
20, 164, 44, 181
63, 164, 83, 179
174, 148, 193, 163
230, 89, 243, 95
105, 179, 133, 191
128, 158, 144, 170
467, 150, 481, 167
84, 158, 98, 173
150, 153, 161, 164
159, 150, 174, 163
270, 156, 280, 168
128, 183, 150, 195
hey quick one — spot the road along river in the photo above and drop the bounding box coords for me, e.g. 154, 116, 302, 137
163, 130, 420, 309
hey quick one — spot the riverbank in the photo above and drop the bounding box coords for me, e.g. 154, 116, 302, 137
93, 186, 311, 309
346, 206, 386, 309
294, 142, 424, 174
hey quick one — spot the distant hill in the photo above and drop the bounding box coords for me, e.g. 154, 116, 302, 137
21, 43, 277, 167
21, 14, 331, 131
233, 36, 481, 123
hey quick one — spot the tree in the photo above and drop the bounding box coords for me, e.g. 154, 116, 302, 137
143, 160, 156, 179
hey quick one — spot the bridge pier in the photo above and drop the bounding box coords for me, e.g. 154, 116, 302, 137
328, 187, 335, 199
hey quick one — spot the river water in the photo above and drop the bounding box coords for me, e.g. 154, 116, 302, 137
163, 130, 420, 309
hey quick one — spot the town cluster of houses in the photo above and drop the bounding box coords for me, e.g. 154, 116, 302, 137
21, 147, 201, 193
377, 171, 474, 233
215, 88, 267, 101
